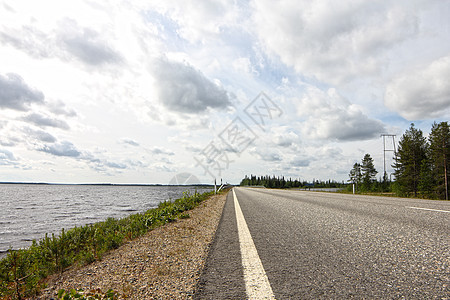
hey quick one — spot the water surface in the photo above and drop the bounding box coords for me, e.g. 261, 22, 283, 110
0, 184, 211, 256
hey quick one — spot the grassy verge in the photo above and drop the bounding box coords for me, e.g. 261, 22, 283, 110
337, 189, 396, 197
0, 190, 214, 299
336, 189, 446, 200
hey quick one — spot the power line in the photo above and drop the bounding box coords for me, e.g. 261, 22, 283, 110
381, 134, 396, 178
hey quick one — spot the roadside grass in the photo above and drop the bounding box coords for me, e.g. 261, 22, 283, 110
336, 189, 397, 197
336, 189, 447, 200
0, 190, 214, 300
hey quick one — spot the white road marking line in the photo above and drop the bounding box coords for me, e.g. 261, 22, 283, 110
407, 206, 450, 213
233, 189, 276, 299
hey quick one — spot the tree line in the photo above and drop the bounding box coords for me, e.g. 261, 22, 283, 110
239, 175, 345, 189
392, 122, 449, 200
240, 122, 449, 200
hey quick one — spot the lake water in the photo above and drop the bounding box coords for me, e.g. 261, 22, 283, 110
0, 184, 212, 256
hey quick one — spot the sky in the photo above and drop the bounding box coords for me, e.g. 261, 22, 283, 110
0, 0, 449, 185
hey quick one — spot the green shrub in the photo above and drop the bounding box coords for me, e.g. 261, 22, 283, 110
57, 288, 119, 300
0, 189, 214, 298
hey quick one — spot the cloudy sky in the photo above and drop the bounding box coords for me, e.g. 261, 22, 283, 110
1, 0, 449, 184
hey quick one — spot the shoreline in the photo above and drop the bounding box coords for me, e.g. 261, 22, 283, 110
36, 192, 228, 299
0, 185, 215, 258
0, 182, 215, 187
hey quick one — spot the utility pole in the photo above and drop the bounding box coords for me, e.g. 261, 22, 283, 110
381, 134, 396, 180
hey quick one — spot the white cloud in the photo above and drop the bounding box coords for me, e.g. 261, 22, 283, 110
0, 6, 128, 70
148, 146, 175, 156
270, 127, 300, 148
80, 151, 140, 172
151, 58, 232, 113
0, 73, 44, 111
290, 157, 312, 168
47, 100, 77, 117
58, 19, 123, 66
0, 25, 54, 59
22, 112, 70, 130
384, 55, 450, 120
318, 145, 344, 160
151, 0, 240, 44
251, 0, 425, 85
233, 57, 256, 75
252, 148, 282, 162
39, 140, 81, 157
0, 148, 18, 165
37, 139, 144, 173
23, 127, 57, 143
0, 135, 21, 147
103, 161, 127, 169
297, 87, 385, 141
121, 138, 140, 147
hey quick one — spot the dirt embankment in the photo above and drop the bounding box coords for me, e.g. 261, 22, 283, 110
37, 192, 227, 299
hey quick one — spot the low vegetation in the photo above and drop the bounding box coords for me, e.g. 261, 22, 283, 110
0, 190, 213, 299
57, 288, 119, 300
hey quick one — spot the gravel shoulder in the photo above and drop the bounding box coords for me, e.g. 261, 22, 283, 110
37, 192, 227, 299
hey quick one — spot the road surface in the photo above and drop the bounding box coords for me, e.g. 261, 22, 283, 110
195, 187, 449, 299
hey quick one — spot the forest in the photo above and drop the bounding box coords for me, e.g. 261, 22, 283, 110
240, 122, 449, 200
239, 175, 345, 189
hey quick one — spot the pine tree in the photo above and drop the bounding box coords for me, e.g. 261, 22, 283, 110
361, 153, 377, 191
393, 123, 428, 197
348, 162, 362, 191
429, 122, 450, 200
418, 159, 434, 198
240, 175, 250, 186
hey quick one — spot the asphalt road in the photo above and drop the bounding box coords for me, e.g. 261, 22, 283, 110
195, 187, 449, 299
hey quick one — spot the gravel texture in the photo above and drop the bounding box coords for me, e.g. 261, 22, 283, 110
37, 192, 227, 300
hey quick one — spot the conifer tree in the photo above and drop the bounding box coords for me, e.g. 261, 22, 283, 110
393, 123, 428, 197
429, 122, 450, 200
348, 162, 362, 191
418, 159, 434, 198
361, 154, 377, 191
